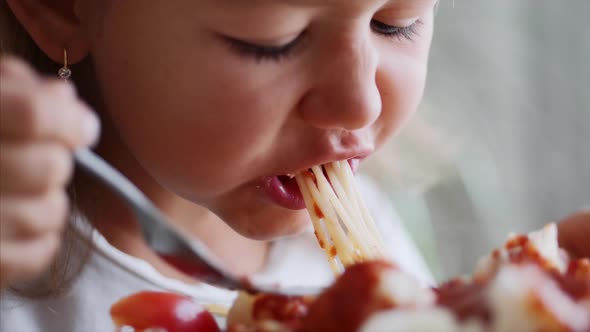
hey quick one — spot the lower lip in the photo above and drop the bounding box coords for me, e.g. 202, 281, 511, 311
260, 175, 305, 210
260, 158, 362, 210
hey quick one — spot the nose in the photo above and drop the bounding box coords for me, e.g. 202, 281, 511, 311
299, 35, 382, 131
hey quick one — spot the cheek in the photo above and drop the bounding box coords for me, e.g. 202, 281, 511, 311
101, 70, 280, 198
86, 4, 289, 200
375, 20, 433, 147
377, 59, 428, 144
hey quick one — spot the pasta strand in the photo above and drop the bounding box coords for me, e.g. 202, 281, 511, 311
295, 161, 390, 275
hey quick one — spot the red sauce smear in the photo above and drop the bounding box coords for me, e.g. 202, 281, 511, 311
329, 247, 338, 258
252, 294, 310, 330
549, 259, 590, 301
435, 278, 492, 324
159, 254, 223, 283
313, 231, 325, 249
498, 235, 560, 275
313, 203, 324, 218
299, 261, 397, 332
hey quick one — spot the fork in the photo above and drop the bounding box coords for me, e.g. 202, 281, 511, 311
74, 149, 320, 296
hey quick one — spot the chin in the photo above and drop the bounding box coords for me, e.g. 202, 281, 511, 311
216, 206, 310, 241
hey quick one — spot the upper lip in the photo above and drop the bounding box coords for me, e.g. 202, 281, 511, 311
258, 130, 375, 179
267, 149, 373, 178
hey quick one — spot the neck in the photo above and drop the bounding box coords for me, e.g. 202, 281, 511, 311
76, 123, 269, 281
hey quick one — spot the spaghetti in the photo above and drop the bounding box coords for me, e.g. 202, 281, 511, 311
295, 161, 389, 275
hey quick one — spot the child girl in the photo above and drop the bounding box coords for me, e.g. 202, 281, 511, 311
0, 0, 587, 331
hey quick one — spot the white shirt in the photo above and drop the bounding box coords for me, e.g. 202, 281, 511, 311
0, 176, 432, 332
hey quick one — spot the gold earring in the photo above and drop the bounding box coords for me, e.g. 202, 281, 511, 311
58, 48, 71, 80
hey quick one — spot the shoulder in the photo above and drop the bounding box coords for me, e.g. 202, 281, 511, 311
1, 218, 237, 331
0, 254, 126, 332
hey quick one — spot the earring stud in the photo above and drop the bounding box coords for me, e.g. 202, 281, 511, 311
58, 48, 71, 80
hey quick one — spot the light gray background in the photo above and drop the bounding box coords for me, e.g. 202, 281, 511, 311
365, 0, 589, 280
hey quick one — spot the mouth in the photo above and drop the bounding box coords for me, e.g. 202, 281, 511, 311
259, 158, 362, 210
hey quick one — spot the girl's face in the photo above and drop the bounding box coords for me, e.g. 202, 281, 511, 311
81, 0, 436, 239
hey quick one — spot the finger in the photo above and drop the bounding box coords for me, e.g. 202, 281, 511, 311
0, 142, 73, 194
0, 190, 69, 239
0, 56, 39, 83
557, 210, 590, 258
0, 233, 61, 287
0, 79, 100, 148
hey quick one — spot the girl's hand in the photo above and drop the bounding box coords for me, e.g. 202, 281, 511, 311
557, 209, 590, 258
0, 57, 99, 288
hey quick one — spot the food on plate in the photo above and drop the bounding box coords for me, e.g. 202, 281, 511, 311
226, 224, 590, 332
226, 291, 313, 332
227, 260, 433, 332
110, 291, 220, 332
110, 162, 589, 332
111, 224, 590, 332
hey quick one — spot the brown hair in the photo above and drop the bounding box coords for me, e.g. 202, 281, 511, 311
1, 2, 93, 298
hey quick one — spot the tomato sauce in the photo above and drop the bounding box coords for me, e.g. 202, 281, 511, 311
299, 261, 397, 332
435, 278, 492, 324
250, 294, 310, 331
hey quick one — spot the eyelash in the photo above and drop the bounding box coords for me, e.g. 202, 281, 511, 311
227, 19, 421, 62
225, 33, 306, 63
370, 19, 422, 41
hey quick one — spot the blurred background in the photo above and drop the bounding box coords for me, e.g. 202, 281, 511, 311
363, 0, 589, 281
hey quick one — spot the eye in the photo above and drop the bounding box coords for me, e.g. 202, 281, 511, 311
370, 19, 422, 41
223, 32, 306, 62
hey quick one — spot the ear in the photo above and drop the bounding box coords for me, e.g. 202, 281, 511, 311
5, 0, 89, 64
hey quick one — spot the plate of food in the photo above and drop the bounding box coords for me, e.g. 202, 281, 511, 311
109, 162, 590, 332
